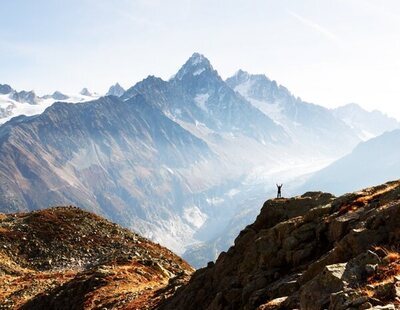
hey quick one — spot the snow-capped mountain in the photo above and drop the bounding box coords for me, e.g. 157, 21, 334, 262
123, 53, 289, 145
332, 103, 399, 140
42, 91, 70, 101
0, 84, 99, 124
0, 84, 41, 122
226, 70, 360, 157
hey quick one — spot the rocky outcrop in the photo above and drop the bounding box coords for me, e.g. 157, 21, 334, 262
0, 206, 193, 309
161, 180, 400, 309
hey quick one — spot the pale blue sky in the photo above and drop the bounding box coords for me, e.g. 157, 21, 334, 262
1, 0, 400, 118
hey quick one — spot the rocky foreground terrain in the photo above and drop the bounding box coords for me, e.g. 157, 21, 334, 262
161, 180, 400, 310
0, 206, 193, 309
1, 180, 400, 309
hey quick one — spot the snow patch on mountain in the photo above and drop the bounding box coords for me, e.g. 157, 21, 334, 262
183, 206, 208, 229
0, 87, 100, 124
247, 97, 284, 126
194, 93, 209, 111
193, 68, 206, 76
174, 53, 213, 81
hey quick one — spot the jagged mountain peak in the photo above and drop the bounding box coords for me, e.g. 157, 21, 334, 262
226, 69, 286, 106
227, 69, 276, 91
79, 87, 92, 96
106, 82, 125, 97
231, 69, 271, 82
11, 89, 39, 105
187, 52, 211, 67
141, 75, 165, 84
122, 75, 167, 101
51, 91, 69, 100
232, 69, 251, 82
174, 53, 215, 81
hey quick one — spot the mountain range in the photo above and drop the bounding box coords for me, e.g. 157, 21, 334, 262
0, 53, 399, 267
0, 84, 99, 124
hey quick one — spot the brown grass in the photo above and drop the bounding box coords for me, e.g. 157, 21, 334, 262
338, 200, 365, 215
368, 249, 400, 285
337, 182, 400, 216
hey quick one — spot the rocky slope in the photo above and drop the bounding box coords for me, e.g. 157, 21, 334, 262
161, 180, 400, 309
0, 206, 193, 309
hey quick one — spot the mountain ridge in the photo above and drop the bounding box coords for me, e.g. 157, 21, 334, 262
161, 180, 400, 310
0, 205, 193, 309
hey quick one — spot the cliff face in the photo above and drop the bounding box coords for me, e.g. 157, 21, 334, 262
161, 181, 400, 310
0, 206, 193, 309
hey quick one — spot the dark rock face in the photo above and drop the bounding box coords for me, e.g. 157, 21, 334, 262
10, 90, 38, 104
80, 88, 92, 96
161, 181, 400, 310
0, 84, 13, 95
0, 206, 193, 309
41, 91, 69, 100
51, 91, 69, 100
106, 82, 125, 97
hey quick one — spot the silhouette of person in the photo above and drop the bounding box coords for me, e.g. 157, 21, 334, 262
276, 183, 283, 198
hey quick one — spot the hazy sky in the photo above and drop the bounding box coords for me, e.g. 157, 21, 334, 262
1, 0, 400, 118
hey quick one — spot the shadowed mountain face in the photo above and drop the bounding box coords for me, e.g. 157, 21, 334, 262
106, 83, 125, 97
0, 95, 217, 253
301, 129, 400, 195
